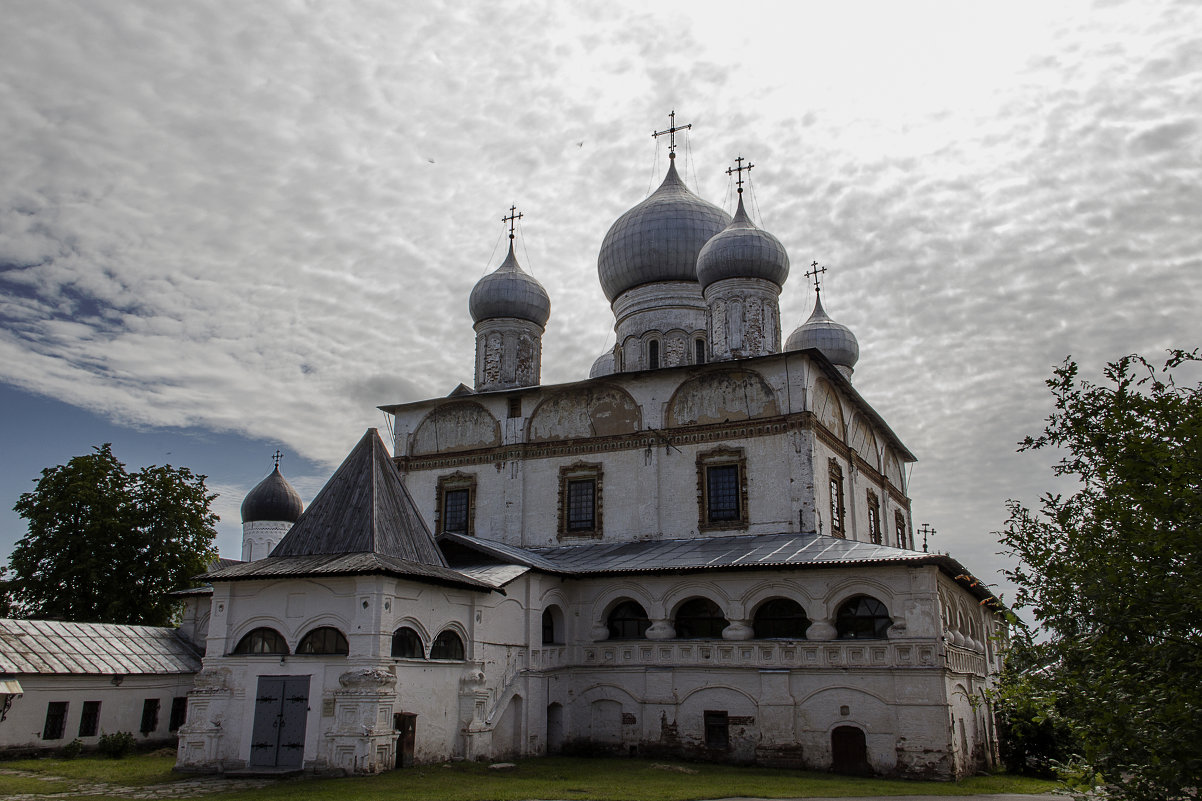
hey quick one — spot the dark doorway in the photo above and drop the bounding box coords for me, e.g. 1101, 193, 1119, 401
547, 703, 564, 754
249, 676, 310, 768
830, 725, 870, 775
394, 713, 416, 768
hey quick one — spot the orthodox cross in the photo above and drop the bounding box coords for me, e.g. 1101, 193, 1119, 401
726, 156, 753, 194
272, 449, 283, 469
502, 205, 523, 240
804, 260, 827, 294
918, 522, 936, 553
652, 110, 691, 159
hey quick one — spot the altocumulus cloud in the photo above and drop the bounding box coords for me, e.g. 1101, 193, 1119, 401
1, 0, 1199, 608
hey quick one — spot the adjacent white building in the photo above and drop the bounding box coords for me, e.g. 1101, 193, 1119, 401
174, 144, 1007, 778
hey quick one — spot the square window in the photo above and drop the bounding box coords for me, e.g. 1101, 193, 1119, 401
42, 702, 67, 740
169, 697, 187, 732
558, 463, 603, 538
507, 396, 522, 418
706, 465, 740, 521
567, 479, 595, 531
78, 701, 100, 737
443, 489, 469, 534
140, 698, 160, 735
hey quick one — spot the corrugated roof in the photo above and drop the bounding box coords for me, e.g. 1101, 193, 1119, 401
271, 429, 446, 566
203, 552, 493, 591
439, 531, 1000, 605
0, 619, 202, 676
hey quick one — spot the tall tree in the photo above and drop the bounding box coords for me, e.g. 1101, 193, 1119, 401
999, 350, 1201, 800
11, 444, 217, 625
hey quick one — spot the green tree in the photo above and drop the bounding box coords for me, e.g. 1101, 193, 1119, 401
999, 350, 1202, 800
11, 444, 217, 626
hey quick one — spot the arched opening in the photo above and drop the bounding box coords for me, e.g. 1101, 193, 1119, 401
674, 597, 728, 639
295, 626, 348, 655
231, 627, 289, 655
648, 340, 660, 370
831, 725, 870, 775
391, 626, 424, 658
430, 630, 465, 660
752, 598, 810, 639
542, 606, 563, 645
836, 596, 892, 639
606, 600, 650, 640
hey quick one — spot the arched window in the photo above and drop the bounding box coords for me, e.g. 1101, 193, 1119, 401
542, 607, 563, 645
296, 626, 349, 655
231, 627, 289, 655
675, 597, 728, 639
836, 596, 892, 639
752, 598, 811, 639
391, 626, 424, 658
648, 340, 660, 369
430, 630, 465, 660
606, 600, 650, 640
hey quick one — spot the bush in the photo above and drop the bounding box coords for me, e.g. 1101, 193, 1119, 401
97, 731, 136, 759
60, 739, 83, 759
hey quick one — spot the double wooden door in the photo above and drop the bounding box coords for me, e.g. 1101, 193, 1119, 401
250, 676, 310, 768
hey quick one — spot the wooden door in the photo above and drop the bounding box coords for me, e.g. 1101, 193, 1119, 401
249, 676, 310, 768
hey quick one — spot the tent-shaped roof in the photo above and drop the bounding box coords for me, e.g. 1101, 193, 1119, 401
270, 429, 446, 566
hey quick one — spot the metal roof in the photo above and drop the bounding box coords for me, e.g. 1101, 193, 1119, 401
0, 619, 202, 676
439, 531, 1000, 605
241, 466, 303, 523
203, 552, 493, 591
271, 429, 447, 566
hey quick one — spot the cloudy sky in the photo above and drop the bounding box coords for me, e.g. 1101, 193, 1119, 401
2, 0, 1199, 621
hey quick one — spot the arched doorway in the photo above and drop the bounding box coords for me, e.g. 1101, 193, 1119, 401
830, 726, 870, 775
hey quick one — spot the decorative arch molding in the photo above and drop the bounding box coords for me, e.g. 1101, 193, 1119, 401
846, 412, 881, 470
592, 583, 659, 621
665, 368, 779, 428
822, 578, 897, 619
393, 616, 432, 644
230, 616, 289, 644
577, 682, 642, 707
742, 582, 817, 617
292, 613, 353, 640
412, 401, 501, 455
677, 683, 761, 709
661, 581, 734, 618
528, 383, 642, 441
883, 448, 905, 491
810, 377, 846, 440
795, 684, 892, 709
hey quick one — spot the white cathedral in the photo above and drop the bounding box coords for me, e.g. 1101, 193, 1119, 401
171, 136, 1006, 779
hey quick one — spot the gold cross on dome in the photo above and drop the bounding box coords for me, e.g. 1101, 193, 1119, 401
726, 156, 754, 194
652, 110, 692, 159
804, 261, 827, 294
502, 205, 523, 240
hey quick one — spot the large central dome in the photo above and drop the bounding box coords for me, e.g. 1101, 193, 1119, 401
597, 159, 731, 303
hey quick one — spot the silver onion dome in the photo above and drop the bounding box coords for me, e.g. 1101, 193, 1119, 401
241, 466, 304, 524
696, 194, 790, 290
589, 350, 616, 378
469, 242, 551, 327
785, 293, 859, 369
597, 159, 731, 303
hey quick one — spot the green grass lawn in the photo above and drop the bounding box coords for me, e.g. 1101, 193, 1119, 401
0, 754, 1059, 800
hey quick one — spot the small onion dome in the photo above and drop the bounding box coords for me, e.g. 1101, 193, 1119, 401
785, 293, 860, 369
240, 466, 303, 523
696, 194, 790, 290
589, 350, 616, 378
468, 242, 551, 327
597, 159, 731, 303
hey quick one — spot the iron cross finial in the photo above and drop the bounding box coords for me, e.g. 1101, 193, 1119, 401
502, 205, 523, 240
726, 156, 754, 194
652, 110, 692, 159
919, 523, 936, 553
804, 261, 827, 294
272, 450, 283, 470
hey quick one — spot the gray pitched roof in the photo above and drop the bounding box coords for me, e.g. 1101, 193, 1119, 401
439, 531, 1000, 605
202, 553, 492, 591
0, 619, 202, 676
270, 429, 446, 566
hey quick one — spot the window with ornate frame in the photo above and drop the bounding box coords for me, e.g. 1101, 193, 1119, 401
558, 462, 603, 539
866, 490, 881, 544
435, 472, 477, 536
697, 447, 748, 530
430, 630, 465, 660
895, 511, 908, 549
391, 626, 424, 658
828, 459, 846, 537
